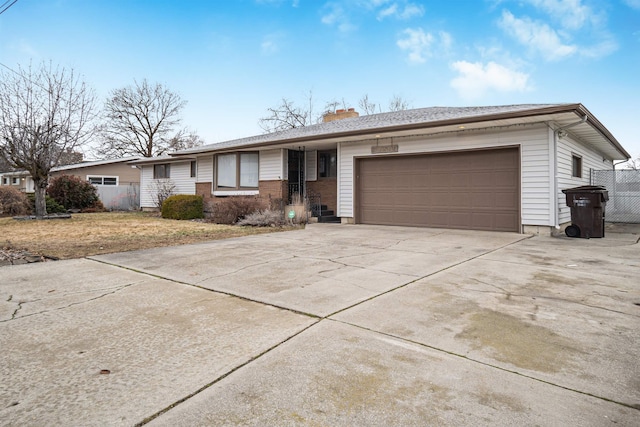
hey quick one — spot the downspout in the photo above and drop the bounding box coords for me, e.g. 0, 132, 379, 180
553, 114, 588, 227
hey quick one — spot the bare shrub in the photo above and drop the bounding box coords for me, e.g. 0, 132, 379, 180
210, 196, 268, 224
286, 192, 310, 225
147, 179, 176, 209
0, 187, 30, 216
237, 209, 286, 227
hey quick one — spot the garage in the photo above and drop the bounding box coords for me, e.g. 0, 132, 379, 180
356, 147, 520, 232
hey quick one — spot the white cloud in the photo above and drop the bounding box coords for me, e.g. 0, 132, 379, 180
623, 0, 640, 9
261, 33, 284, 55
525, 0, 594, 30
378, 4, 398, 19
377, 2, 424, 20
499, 10, 577, 61
397, 28, 451, 64
321, 3, 356, 33
450, 61, 531, 99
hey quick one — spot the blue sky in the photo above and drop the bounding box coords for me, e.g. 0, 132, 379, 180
1, 0, 639, 160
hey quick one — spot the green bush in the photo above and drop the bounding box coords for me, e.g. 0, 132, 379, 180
161, 194, 204, 220
26, 193, 67, 214
47, 175, 100, 211
209, 196, 267, 224
0, 186, 30, 216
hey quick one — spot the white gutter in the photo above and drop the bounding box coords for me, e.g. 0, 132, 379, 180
552, 115, 588, 227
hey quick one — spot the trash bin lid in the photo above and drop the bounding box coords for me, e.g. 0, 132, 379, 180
562, 185, 608, 194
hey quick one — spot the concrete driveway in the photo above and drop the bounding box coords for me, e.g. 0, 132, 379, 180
1, 224, 638, 426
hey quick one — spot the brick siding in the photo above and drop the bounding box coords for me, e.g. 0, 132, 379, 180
307, 178, 337, 213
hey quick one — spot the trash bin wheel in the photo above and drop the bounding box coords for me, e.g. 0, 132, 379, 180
565, 224, 580, 238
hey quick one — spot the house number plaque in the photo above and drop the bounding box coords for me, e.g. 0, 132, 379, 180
371, 144, 399, 154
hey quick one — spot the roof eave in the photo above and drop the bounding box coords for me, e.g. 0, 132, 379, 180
171, 103, 630, 160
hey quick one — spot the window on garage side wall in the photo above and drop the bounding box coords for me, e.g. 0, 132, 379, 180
572, 155, 582, 178
215, 152, 259, 190
153, 163, 171, 179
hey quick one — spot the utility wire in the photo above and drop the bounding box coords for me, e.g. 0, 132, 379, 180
0, 0, 18, 16
0, 61, 55, 95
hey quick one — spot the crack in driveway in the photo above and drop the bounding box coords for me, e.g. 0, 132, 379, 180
1, 282, 141, 323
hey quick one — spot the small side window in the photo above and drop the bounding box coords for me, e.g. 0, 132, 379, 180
153, 164, 171, 179
572, 155, 582, 178
190, 161, 197, 178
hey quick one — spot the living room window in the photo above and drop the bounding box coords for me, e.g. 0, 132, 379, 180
216, 152, 259, 190
318, 150, 337, 178
572, 155, 582, 178
153, 163, 171, 179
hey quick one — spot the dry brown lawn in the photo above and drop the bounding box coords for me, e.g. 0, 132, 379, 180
0, 212, 290, 259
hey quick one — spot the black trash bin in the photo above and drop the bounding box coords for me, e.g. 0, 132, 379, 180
562, 185, 608, 238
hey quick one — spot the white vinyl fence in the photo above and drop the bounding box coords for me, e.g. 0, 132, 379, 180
96, 184, 140, 211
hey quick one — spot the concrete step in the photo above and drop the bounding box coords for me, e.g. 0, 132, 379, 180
318, 215, 340, 223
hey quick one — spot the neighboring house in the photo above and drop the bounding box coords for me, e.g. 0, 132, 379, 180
0, 170, 35, 192
136, 104, 630, 235
50, 157, 141, 210
50, 157, 140, 187
0, 157, 141, 210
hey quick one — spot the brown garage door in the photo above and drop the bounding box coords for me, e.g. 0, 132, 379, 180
356, 147, 520, 232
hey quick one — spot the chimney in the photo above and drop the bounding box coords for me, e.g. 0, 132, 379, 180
323, 108, 359, 123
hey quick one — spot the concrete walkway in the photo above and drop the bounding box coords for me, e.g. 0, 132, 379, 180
1, 224, 638, 426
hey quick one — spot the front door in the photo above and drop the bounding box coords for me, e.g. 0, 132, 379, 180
288, 148, 305, 202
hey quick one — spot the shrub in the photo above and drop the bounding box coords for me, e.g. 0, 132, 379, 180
147, 179, 176, 209
237, 209, 286, 227
47, 175, 101, 211
210, 196, 267, 224
26, 193, 67, 214
161, 195, 204, 220
0, 187, 30, 216
287, 192, 310, 225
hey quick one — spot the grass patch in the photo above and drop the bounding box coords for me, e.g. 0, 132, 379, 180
0, 211, 294, 260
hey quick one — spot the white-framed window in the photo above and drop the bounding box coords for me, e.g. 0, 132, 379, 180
12, 177, 19, 184
215, 152, 259, 190
87, 175, 119, 186
190, 161, 197, 178
2, 177, 8, 185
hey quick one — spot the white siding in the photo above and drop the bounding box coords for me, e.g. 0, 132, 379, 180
140, 166, 154, 208
139, 161, 196, 209
259, 149, 284, 180
556, 134, 611, 224
306, 150, 317, 181
338, 124, 552, 227
196, 156, 213, 183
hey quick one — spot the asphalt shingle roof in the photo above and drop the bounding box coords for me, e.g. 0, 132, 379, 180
173, 104, 567, 155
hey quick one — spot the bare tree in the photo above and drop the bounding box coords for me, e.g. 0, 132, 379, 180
0, 62, 96, 217
98, 79, 187, 158
358, 94, 381, 115
260, 92, 412, 133
388, 94, 412, 112
259, 98, 314, 133
166, 130, 204, 152
624, 156, 639, 170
